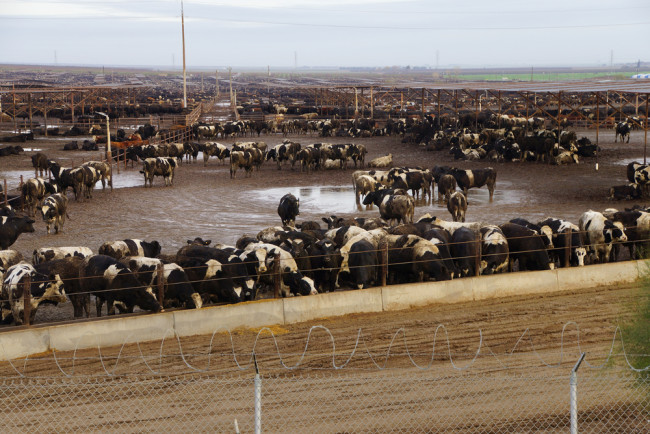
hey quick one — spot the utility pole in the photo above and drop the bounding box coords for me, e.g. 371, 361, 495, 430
181, 0, 188, 108
216, 69, 219, 100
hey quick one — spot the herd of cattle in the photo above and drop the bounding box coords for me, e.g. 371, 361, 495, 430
0, 194, 648, 326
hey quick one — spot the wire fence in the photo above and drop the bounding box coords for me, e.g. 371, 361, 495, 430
0, 368, 647, 432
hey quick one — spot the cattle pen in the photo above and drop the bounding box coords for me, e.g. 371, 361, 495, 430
3, 69, 650, 431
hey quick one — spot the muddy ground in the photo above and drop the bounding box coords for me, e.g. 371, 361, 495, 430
1, 128, 649, 430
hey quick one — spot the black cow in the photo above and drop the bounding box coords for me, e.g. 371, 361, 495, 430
437, 174, 457, 202
79, 255, 162, 316
278, 193, 300, 227
499, 223, 553, 271
449, 167, 497, 201
34, 256, 89, 318
389, 235, 450, 283
31, 152, 49, 177
615, 121, 631, 143
450, 227, 478, 277
0, 216, 35, 249
608, 183, 642, 201
346, 239, 377, 289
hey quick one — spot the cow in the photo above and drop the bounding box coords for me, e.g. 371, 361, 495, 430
277, 193, 300, 227
367, 153, 393, 168
353, 174, 380, 205
82, 161, 112, 190
508, 218, 554, 250
615, 121, 631, 143
98, 239, 162, 259
345, 239, 377, 289
176, 245, 258, 302
449, 167, 497, 201
389, 168, 433, 201
0, 250, 23, 271
48, 161, 83, 200
121, 257, 202, 309
389, 235, 451, 282
79, 255, 162, 317
362, 190, 414, 225
450, 227, 478, 277
267, 141, 301, 170
21, 177, 47, 217
579, 210, 627, 263
33, 246, 93, 265
34, 256, 88, 318
296, 147, 321, 172
202, 142, 230, 165
608, 210, 650, 260
538, 217, 586, 267
31, 152, 49, 177
499, 223, 554, 271
608, 184, 642, 201
141, 157, 176, 187
229, 150, 255, 178
447, 191, 468, 222
479, 225, 509, 275
1, 262, 66, 325
40, 193, 69, 234
437, 174, 457, 203
0, 216, 35, 250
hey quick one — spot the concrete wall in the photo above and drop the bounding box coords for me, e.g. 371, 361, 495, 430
0, 260, 645, 361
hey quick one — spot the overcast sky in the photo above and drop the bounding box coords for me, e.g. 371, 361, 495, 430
1, 0, 649, 69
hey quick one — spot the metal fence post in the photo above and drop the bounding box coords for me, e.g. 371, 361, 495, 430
273, 253, 281, 298
23, 276, 31, 326
570, 352, 586, 434
253, 353, 262, 434
156, 264, 165, 307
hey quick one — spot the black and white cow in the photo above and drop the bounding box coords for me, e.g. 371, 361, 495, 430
0, 215, 35, 250
79, 255, 161, 316
447, 191, 468, 222
608, 210, 650, 260
479, 225, 509, 275
267, 141, 301, 170
278, 193, 300, 227
141, 157, 176, 187
33, 246, 93, 264
120, 257, 202, 309
202, 142, 230, 166
363, 190, 414, 225
578, 210, 627, 263
449, 167, 497, 201
1, 262, 66, 325
538, 217, 586, 267
40, 193, 69, 234
82, 161, 112, 190
244, 242, 317, 297
98, 239, 162, 260
390, 234, 451, 282
176, 244, 258, 302
615, 121, 631, 144
499, 223, 554, 271
229, 150, 254, 178
21, 177, 47, 217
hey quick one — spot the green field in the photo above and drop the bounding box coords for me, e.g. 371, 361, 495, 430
456, 71, 644, 81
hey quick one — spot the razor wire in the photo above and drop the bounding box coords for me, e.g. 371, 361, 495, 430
2, 322, 650, 379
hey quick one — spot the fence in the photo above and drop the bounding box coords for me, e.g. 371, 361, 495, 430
0, 360, 647, 431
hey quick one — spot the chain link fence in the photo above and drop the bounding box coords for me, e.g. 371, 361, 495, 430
0, 369, 648, 432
